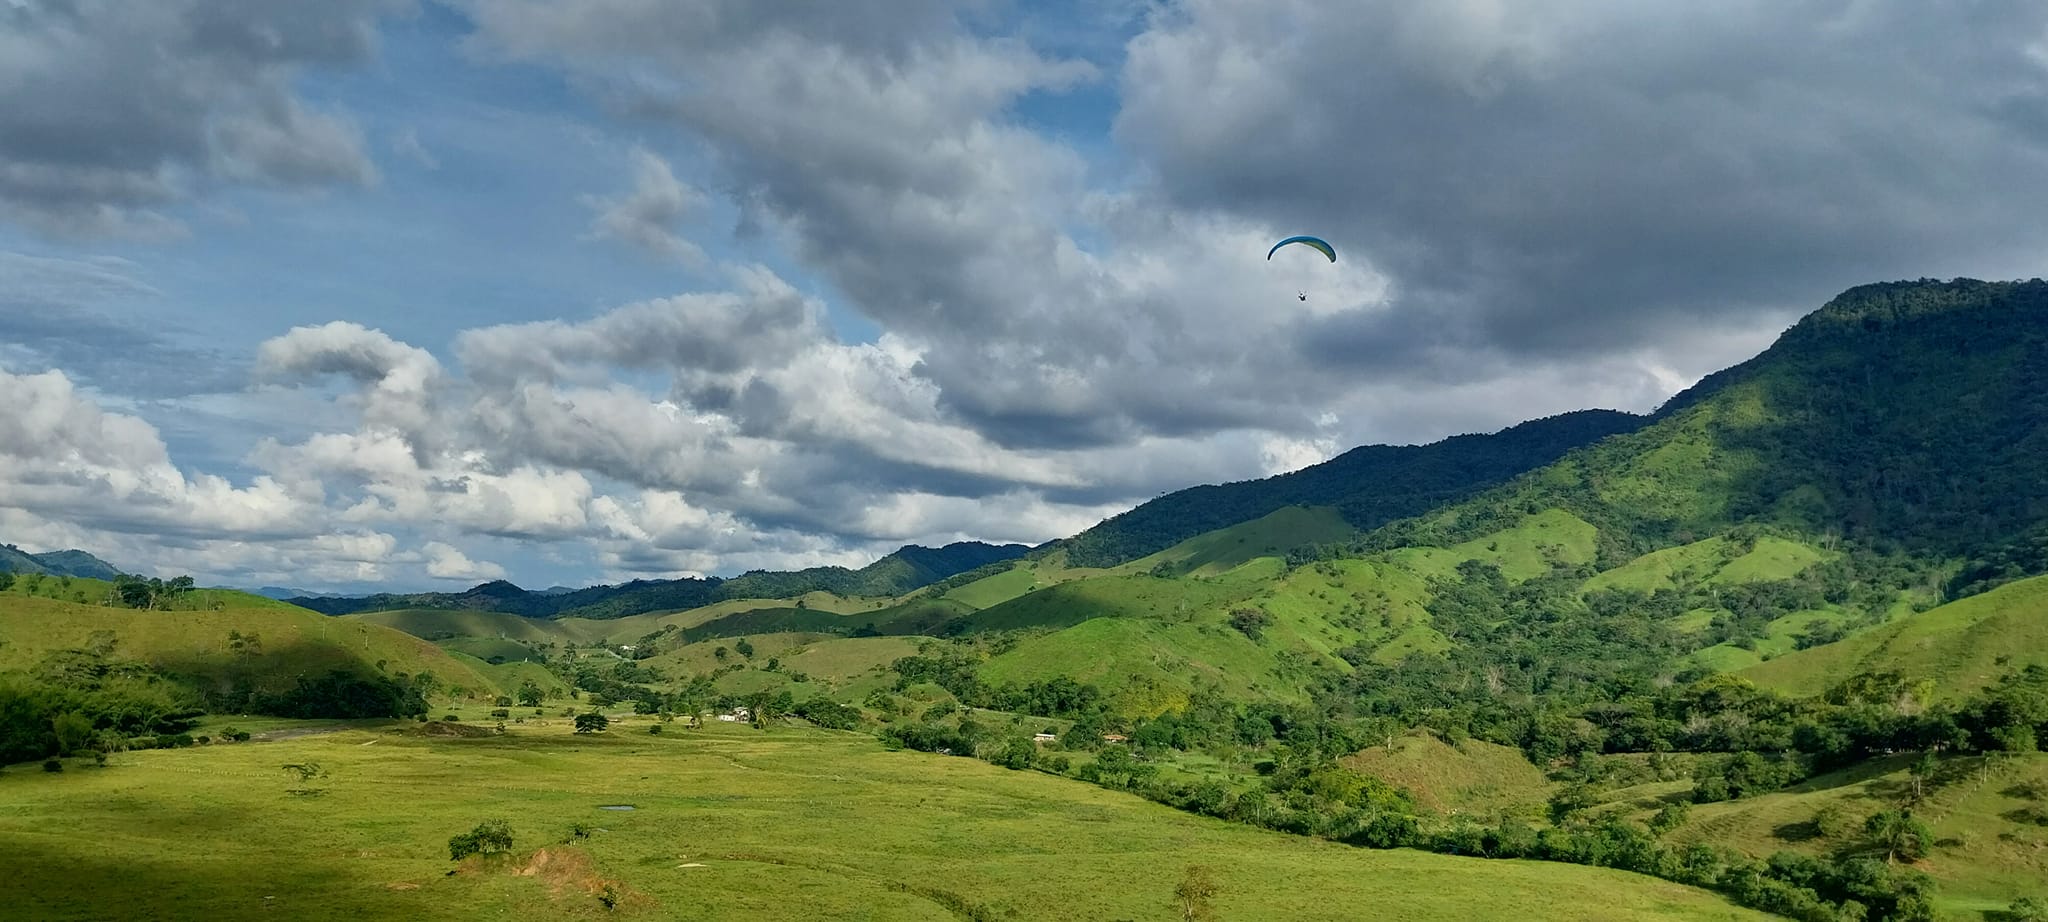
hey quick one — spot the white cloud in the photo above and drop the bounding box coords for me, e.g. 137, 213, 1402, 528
421, 541, 508, 581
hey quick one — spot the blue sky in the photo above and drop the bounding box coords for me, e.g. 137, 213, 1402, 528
3, 0, 2046, 593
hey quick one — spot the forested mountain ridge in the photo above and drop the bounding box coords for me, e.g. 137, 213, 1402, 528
287, 540, 1031, 618
0, 545, 122, 579
1358, 277, 2048, 586
1046, 408, 1650, 569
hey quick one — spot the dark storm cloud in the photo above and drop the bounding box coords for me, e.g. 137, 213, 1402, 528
1117, 0, 2048, 375
0, 0, 399, 239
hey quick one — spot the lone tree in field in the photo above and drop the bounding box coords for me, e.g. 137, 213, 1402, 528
574, 712, 610, 734
448, 819, 514, 861
1175, 864, 1219, 921
517, 681, 545, 708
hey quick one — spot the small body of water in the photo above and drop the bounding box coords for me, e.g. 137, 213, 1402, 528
598, 805, 636, 811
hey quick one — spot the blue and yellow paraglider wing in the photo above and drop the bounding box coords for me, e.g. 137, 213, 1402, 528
1267, 235, 1336, 263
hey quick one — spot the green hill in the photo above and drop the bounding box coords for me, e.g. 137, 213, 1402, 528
0, 545, 124, 579
1738, 573, 2048, 700
1368, 279, 2048, 572
1050, 408, 1648, 569
1120, 504, 1358, 577
0, 594, 509, 708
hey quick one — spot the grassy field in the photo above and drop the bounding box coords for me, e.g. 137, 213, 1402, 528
1117, 505, 1357, 578
1643, 752, 2048, 919
1739, 574, 2048, 700
0, 595, 508, 699
0, 719, 1774, 921
1339, 732, 1554, 819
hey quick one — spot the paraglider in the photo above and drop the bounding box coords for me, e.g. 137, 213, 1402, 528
1267, 235, 1336, 263
1269, 235, 1335, 301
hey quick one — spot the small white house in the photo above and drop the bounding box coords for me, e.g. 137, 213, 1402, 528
1033, 732, 1057, 743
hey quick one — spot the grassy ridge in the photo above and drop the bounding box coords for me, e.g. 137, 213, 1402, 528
1119, 505, 1358, 577
1739, 574, 2048, 700
0, 721, 1771, 921
0, 595, 507, 699
1636, 752, 2048, 918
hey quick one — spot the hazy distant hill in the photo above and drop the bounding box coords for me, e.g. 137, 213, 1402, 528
0, 544, 123, 579
289, 540, 1031, 618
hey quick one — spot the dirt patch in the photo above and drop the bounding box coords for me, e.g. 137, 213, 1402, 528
384, 882, 420, 891
514, 847, 653, 912
398, 721, 495, 739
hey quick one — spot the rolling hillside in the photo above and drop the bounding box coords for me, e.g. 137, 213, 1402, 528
1049, 408, 1649, 568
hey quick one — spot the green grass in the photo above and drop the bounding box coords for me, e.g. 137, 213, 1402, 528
1653, 752, 2048, 920
1251, 557, 1447, 667
1578, 535, 1828, 598
979, 618, 1286, 716
436, 636, 544, 663
1739, 574, 2048, 700
0, 595, 509, 699
962, 574, 1264, 634
0, 720, 1773, 921
1386, 509, 1599, 584
1713, 537, 1828, 584
0, 578, 303, 611
1118, 505, 1357, 577
938, 564, 1040, 609
1340, 731, 1554, 819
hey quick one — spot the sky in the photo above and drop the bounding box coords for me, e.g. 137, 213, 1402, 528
3, 0, 2047, 594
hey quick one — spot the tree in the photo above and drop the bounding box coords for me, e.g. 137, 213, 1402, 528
516, 682, 545, 708
448, 819, 514, 861
2008, 895, 2048, 922
1174, 865, 1219, 922
1227, 608, 1272, 640
51, 711, 95, 756
1907, 750, 1937, 805
734, 638, 755, 659
574, 713, 610, 734
1863, 809, 1933, 864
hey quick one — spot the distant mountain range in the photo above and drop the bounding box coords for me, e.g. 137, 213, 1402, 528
0, 545, 123, 580
283, 540, 1033, 619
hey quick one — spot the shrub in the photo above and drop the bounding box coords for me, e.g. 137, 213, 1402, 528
448, 819, 514, 861
42, 758, 62, 773
2009, 895, 2048, 922
450, 819, 516, 860
442, 714, 460, 723
489, 708, 510, 719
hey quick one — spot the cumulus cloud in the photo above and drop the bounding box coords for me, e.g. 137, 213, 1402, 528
583, 147, 707, 265
14, 2, 2048, 592
420, 541, 507, 581
0, 367, 320, 539
0, 0, 398, 239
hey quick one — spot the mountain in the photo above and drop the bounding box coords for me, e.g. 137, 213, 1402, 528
289, 540, 1032, 618
1047, 409, 1650, 569
901, 278, 2048, 717
1363, 278, 2048, 577
254, 586, 343, 600
0, 544, 123, 579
